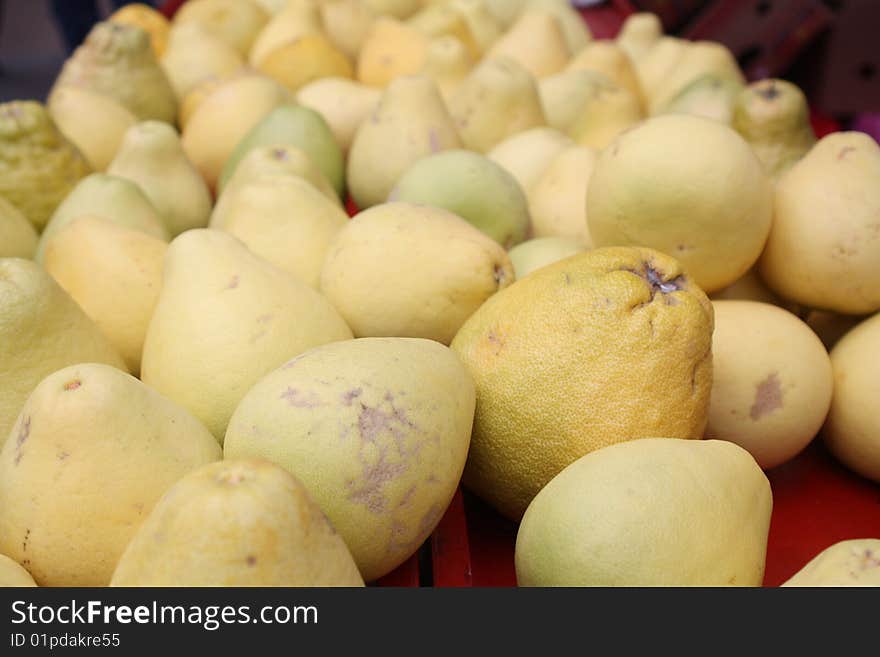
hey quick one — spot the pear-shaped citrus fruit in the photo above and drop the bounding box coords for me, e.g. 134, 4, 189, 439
515, 438, 772, 586
759, 131, 880, 315
257, 34, 354, 93
110, 459, 364, 587
0, 363, 221, 586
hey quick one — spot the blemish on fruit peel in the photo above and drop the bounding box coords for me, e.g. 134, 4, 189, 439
215, 469, 248, 486
396, 484, 417, 510
347, 452, 406, 514
341, 388, 363, 406
417, 504, 443, 538
756, 80, 780, 100
622, 263, 685, 304
347, 399, 422, 513
858, 549, 880, 571
63, 379, 82, 391
13, 416, 31, 465
281, 353, 308, 369
280, 387, 323, 408
750, 372, 783, 420
487, 330, 505, 355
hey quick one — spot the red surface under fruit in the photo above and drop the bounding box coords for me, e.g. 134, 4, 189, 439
429, 439, 880, 588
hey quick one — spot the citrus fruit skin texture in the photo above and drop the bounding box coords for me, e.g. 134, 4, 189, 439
110, 459, 365, 587
0, 101, 92, 231
450, 246, 714, 520
782, 539, 880, 587
759, 131, 880, 315
732, 77, 815, 179
485, 10, 570, 79
0, 195, 38, 259
0, 363, 221, 587
347, 74, 461, 209
389, 149, 531, 249
212, 144, 341, 228
448, 57, 547, 154
47, 87, 137, 172
586, 113, 773, 294
320, 202, 514, 346
487, 126, 572, 195
0, 258, 127, 443
706, 300, 833, 470
181, 73, 289, 193
140, 229, 353, 443
296, 78, 380, 155
527, 144, 596, 246
823, 312, 880, 483
36, 172, 169, 264
220, 175, 349, 289
107, 120, 213, 237
224, 337, 474, 583
218, 104, 344, 199
50, 21, 178, 124
43, 217, 167, 375
515, 438, 772, 587
508, 236, 586, 280
173, 0, 269, 58
258, 34, 354, 94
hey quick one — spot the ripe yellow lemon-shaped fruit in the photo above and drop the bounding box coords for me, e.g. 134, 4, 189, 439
706, 300, 833, 470
587, 114, 773, 294
450, 246, 715, 520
